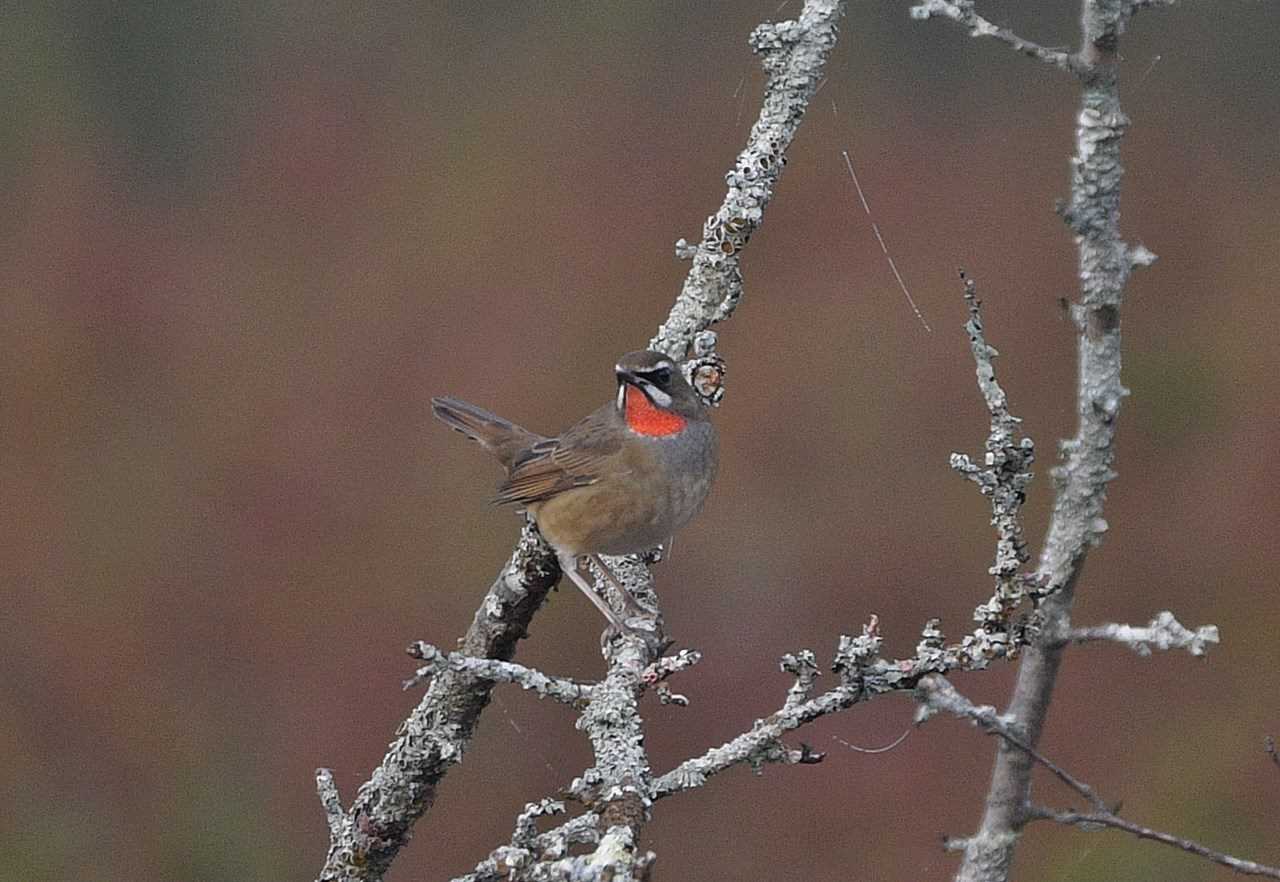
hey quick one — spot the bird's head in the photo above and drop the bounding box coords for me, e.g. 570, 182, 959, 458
614, 350, 705, 436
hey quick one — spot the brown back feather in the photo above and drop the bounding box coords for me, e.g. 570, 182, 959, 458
431, 396, 544, 471
493, 401, 623, 505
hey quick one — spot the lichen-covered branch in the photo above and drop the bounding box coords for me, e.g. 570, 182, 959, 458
910, 3, 1170, 881
316, 523, 559, 882
316, 769, 345, 841
478, 4, 850, 879
949, 273, 1039, 633
403, 641, 594, 705
651, 600, 1032, 798
649, 0, 846, 361
452, 801, 604, 882
651, 277, 1047, 798
315, 3, 849, 880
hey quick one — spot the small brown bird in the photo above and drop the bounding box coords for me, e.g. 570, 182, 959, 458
432, 351, 718, 630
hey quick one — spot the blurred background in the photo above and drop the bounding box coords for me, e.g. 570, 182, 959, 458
4, 2, 1278, 880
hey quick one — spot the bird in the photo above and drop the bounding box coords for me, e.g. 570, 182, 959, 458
432, 350, 718, 632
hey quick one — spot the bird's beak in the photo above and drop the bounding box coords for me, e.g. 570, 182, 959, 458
615, 368, 673, 409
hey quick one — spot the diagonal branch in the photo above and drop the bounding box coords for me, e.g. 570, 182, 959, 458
916, 675, 1108, 814
1025, 807, 1280, 880
315, 3, 848, 880
909, 0, 1080, 73
317, 523, 559, 881
919, 676, 1280, 879
650, 0, 848, 361
549, 5, 849, 878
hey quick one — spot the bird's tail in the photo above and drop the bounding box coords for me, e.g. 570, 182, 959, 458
431, 396, 543, 471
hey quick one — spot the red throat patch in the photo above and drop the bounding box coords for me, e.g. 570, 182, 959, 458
624, 384, 687, 436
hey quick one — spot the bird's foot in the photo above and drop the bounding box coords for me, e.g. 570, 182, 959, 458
601, 614, 670, 656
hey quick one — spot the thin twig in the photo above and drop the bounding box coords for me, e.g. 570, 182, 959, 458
1026, 806, 1280, 879
949, 272, 1037, 630
922, 676, 1280, 879
403, 641, 594, 705
840, 149, 932, 331
916, 676, 1107, 813
1061, 611, 1219, 657
909, 0, 1080, 73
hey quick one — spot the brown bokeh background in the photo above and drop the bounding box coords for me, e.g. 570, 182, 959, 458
4, 2, 1278, 880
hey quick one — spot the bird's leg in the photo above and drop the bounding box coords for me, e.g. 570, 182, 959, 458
588, 553, 652, 620
557, 553, 630, 632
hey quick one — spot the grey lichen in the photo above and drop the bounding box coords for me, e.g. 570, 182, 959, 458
949, 273, 1039, 634
404, 642, 594, 705
1064, 611, 1219, 657
649, 0, 844, 362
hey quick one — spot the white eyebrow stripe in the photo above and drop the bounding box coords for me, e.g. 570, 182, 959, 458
643, 384, 673, 408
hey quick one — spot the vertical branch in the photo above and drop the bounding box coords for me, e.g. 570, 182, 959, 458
948, 2, 1161, 881
567, 3, 848, 878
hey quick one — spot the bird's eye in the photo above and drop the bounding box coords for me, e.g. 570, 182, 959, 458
652, 366, 672, 385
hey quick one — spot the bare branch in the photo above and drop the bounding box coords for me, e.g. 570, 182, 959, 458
780, 650, 821, 711
1062, 611, 1220, 656
908, 0, 1080, 73
1026, 806, 1280, 880
644, 649, 702, 707
536, 4, 851, 877
642, 648, 702, 685
643, 269, 1056, 808
915, 676, 1107, 814
923, 676, 1280, 879
647, 270, 1057, 801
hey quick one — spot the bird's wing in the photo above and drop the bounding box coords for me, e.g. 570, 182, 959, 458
494, 404, 622, 506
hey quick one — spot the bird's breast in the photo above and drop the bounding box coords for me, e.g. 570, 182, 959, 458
531, 420, 717, 557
